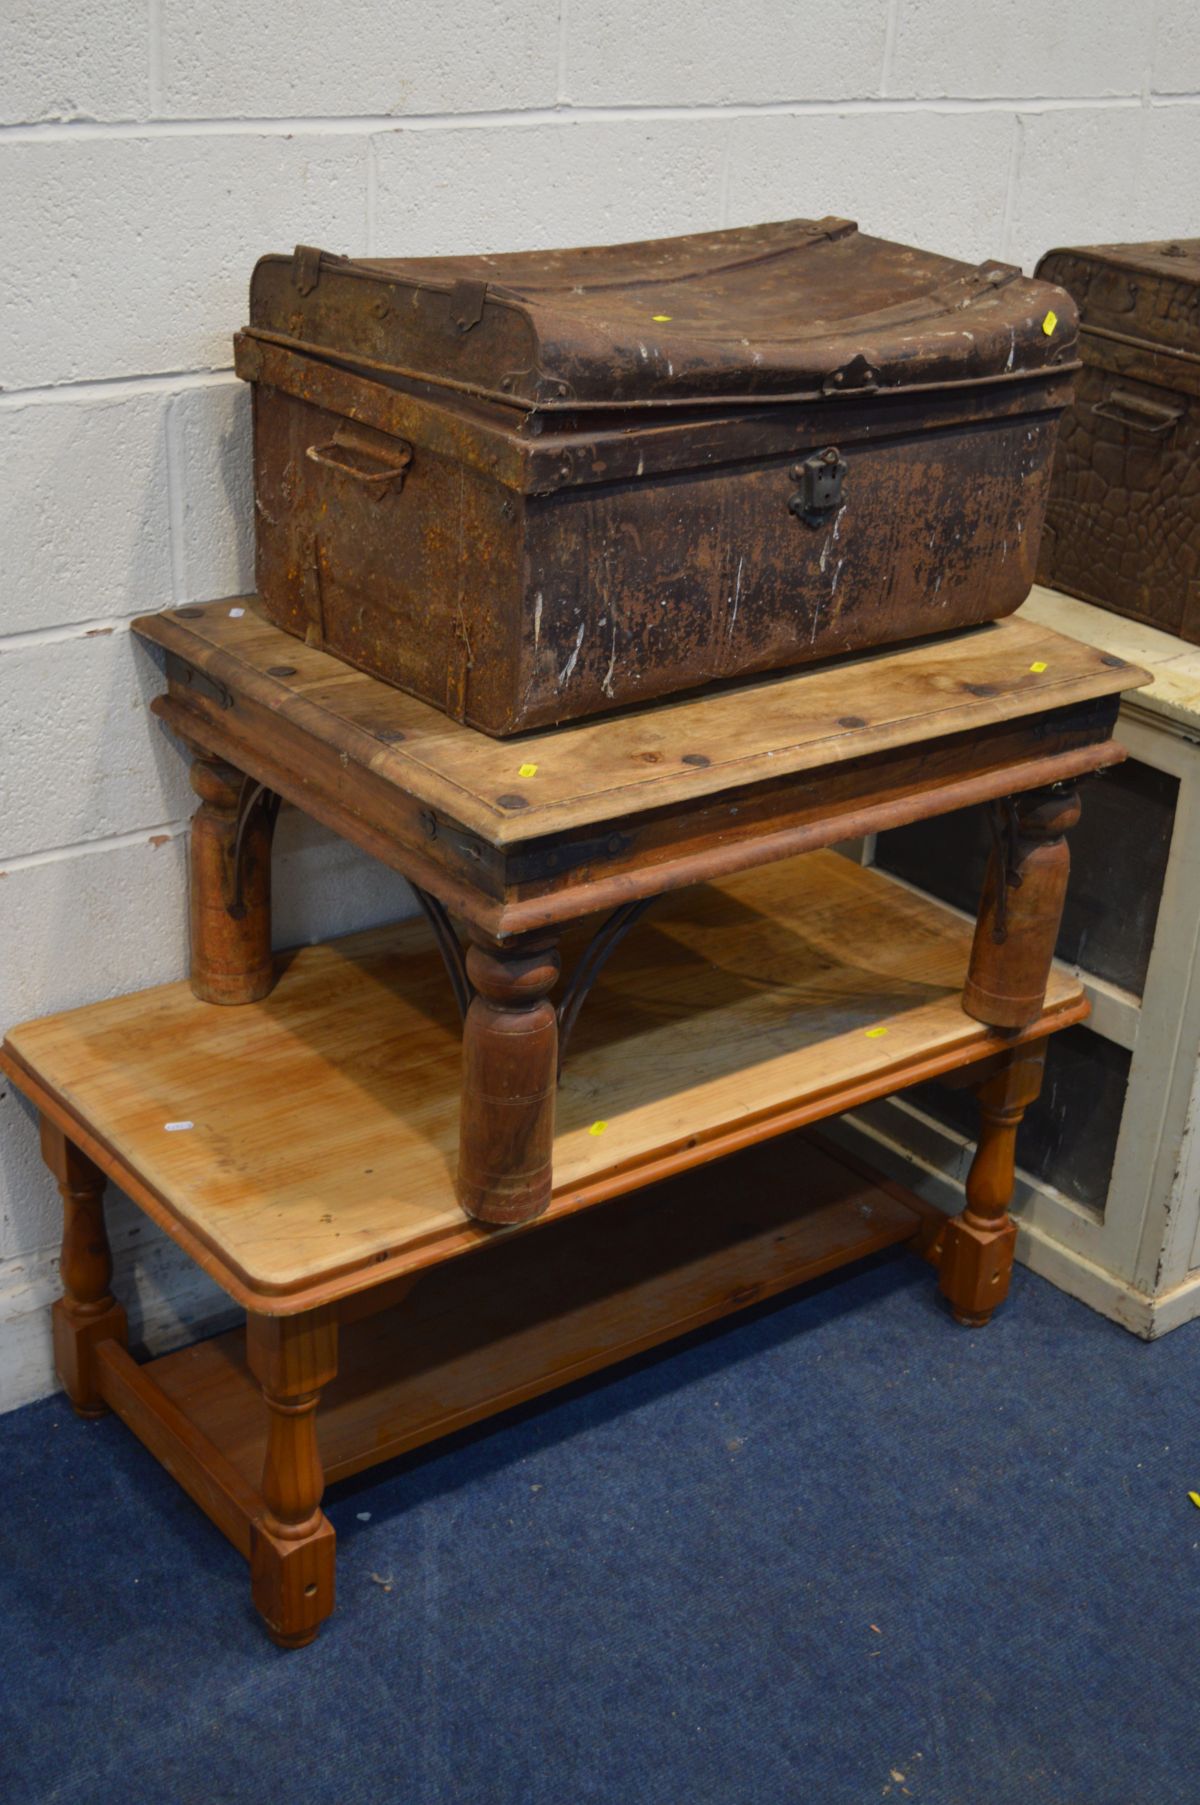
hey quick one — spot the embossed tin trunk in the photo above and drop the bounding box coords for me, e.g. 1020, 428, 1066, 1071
237, 218, 1078, 736
1036, 240, 1200, 644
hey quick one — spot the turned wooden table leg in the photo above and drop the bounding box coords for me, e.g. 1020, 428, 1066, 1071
939, 1040, 1047, 1326
246, 1307, 338, 1648
457, 930, 560, 1225
43, 1119, 128, 1416
187, 746, 276, 1005
963, 783, 1080, 1030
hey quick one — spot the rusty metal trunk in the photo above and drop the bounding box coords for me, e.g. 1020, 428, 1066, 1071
1035, 239, 1200, 644
238, 217, 1078, 736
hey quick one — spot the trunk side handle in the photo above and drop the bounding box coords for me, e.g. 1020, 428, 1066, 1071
306, 431, 414, 498
1092, 388, 1184, 435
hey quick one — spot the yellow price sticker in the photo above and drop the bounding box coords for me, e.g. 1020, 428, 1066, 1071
865, 1027, 888, 1039
1042, 309, 1058, 337
1189, 1492, 1200, 1508
1030, 661, 1048, 673
589, 1120, 609, 1136
518, 763, 538, 778
652, 314, 672, 322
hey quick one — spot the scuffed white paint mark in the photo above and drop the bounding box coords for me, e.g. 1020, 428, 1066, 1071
829, 557, 845, 600
809, 597, 824, 644
728, 554, 745, 638
819, 511, 845, 575
560, 620, 586, 685
1006, 329, 1016, 371
636, 451, 645, 477
533, 591, 543, 652
601, 624, 618, 697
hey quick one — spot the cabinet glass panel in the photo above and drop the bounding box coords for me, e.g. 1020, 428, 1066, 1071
907, 1024, 1130, 1219
873, 758, 1177, 996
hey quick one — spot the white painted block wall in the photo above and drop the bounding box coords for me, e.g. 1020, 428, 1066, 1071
2, 1, 1198, 1412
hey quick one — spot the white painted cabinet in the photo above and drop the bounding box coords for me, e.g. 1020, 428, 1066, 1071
832, 587, 1200, 1338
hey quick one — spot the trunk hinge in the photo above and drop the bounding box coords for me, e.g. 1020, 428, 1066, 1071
293, 244, 328, 296
448, 278, 487, 334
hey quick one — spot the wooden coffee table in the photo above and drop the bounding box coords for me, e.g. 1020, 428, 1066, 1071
0, 603, 1144, 1645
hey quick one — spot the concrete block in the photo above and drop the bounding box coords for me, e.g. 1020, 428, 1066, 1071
1007, 109, 1149, 274
160, 0, 560, 118
0, 1228, 60, 1412
0, 833, 188, 1035
0, 392, 174, 635
1138, 107, 1200, 242
1153, 2, 1200, 95
172, 380, 255, 605
0, 833, 189, 1263
889, 0, 1144, 99
373, 118, 728, 256
0, 630, 193, 859
564, 0, 886, 105
726, 110, 1014, 266
1, 0, 149, 124
3, 135, 367, 391
0, 1087, 60, 1267
273, 811, 418, 949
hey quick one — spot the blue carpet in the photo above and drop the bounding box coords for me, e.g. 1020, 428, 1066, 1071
1, 1253, 1197, 1805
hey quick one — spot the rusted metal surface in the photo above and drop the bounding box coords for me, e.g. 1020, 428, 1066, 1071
1035, 240, 1200, 644
230, 779, 282, 918
239, 217, 1079, 736
249, 219, 1075, 408
409, 883, 473, 1021
404, 881, 660, 1076
554, 896, 656, 1076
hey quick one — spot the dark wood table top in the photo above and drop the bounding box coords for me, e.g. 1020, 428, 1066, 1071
133, 599, 1145, 936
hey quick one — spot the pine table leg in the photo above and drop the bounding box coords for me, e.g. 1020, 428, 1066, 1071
457, 930, 560, 1225
246, 1307, 338, 1648
938, 1040, 1047, 1326
963, 783, 1080, 1030
186, 746, 276, 1005
44, 1118, 128, 1417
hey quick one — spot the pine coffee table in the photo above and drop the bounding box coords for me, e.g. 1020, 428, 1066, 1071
0, 602, 1145, 1645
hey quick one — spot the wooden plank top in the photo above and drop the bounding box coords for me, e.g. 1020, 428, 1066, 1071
3, 852, 1087, 1312
133, 601, 1146, 848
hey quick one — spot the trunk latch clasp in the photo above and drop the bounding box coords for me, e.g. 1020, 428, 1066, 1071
789, 447, 847, 527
